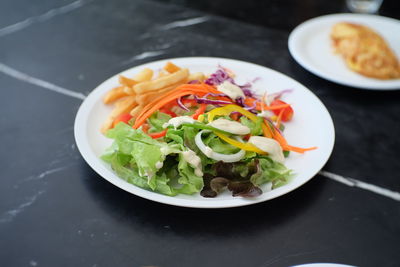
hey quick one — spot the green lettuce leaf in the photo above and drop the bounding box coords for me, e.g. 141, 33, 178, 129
202, 131, 240, 154
177, 153, 204, 194
249, 157, 293, 188
240, 116, 263, 136
102, 120, 293, 198
148, 111, 171, 132
102, 123, 205, 195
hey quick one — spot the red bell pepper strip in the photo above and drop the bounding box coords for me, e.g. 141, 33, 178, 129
192, 103, 207, 120
271, 99, 293, 122
113, 113, 132, 128
148, 129, 168, 139
160, 108, 177, 117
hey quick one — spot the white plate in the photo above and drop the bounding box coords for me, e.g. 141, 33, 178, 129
292, 264, 356, 267
74, 57, 335, 208
288, 13, 400, 90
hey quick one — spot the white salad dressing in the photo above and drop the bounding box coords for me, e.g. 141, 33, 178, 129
257, 110, 273, 118
248, 136, 285, 163
155, 161, 163, 169
181, 149, 203, 177
208, 118, 250, 135
217, 81, 245, 100
139, 169, 154, 181
163, 116, 195, 129
160, 146, 169, 155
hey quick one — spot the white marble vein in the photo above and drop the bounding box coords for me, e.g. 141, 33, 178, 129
0, 190, 45, 223
25, 166, 69, 182
160, 16, 209, 30
0, 0, 89, 37
0, 63, 86, 100
121, 50, 165, 65
262, 249, 324, 266
319, 170, 400, 201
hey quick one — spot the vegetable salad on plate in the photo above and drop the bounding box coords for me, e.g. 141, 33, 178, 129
100, 62, 316, 198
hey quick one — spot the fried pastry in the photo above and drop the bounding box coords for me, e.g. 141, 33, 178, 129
331, 22, 400, 80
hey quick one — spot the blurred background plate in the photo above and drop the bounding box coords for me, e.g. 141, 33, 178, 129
288, 13, 400, 90
292, 264, 356, 267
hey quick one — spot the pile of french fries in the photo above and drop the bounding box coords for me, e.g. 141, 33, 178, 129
101, 62, 205, 133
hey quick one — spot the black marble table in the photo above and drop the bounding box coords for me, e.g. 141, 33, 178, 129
1, 0, 399, 266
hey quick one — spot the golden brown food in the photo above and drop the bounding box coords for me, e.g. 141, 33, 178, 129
100, 62, 190, 133
331, 22, 400, 80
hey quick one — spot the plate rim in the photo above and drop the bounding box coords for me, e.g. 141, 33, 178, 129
74, 56, 335, 208
288, 13, 400, 90
291, 264, 356, 267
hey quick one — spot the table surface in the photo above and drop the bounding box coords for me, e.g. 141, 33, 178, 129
1, 0, 399, 266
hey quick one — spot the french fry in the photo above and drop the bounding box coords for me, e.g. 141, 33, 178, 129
101, 118, 114, 134
157, 70, 169, 78
134, 68, 153, 82
102, 62, 190, 134
135, 80, 187, 106
119, 75, 137, 87
115, 95, 136, 108
123, 85, 136, 95
119, 68, 153, 94
133, 68, 189, 94
130, 105, 143, 117
163, 61, 181, 73
188, 72, 205, 82
103, 86, 129, 104
101, 96, 137, 133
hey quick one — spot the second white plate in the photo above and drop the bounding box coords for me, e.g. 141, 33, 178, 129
288, 13, 400, 90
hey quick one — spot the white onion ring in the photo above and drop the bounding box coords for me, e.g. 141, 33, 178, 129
195, 130, 245, 163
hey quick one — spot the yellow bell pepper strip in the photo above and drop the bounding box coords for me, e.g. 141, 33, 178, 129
197, 114, 205, 122
208, 104, 255, 122
207, 104, 315, 154
214, 132, 267, 154
207, 104, 272, 138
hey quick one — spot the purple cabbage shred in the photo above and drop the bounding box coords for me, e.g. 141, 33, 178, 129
205, 69, 234, 86
205, 66, 259, 99
193, 95, 232, 106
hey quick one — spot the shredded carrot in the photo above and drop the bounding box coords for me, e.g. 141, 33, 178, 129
133, 83, 221, 128
276, 109, 284, 129
141, 123, 150, 133
264, 119, 317, 153
272, 128, 289, 148
134, 90, 194, 128
192, 103, 207, 120
244, 98, 291, 111
264, 119, 285, 145
136, 88, 207, 121
286, 145, 318, 153
257, 102, 290, 111
262, 119, 274, 138
244, 98, 257, 107
216, 96, 233, 102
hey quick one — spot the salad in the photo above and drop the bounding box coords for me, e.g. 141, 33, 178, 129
100, 62, 316, 198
